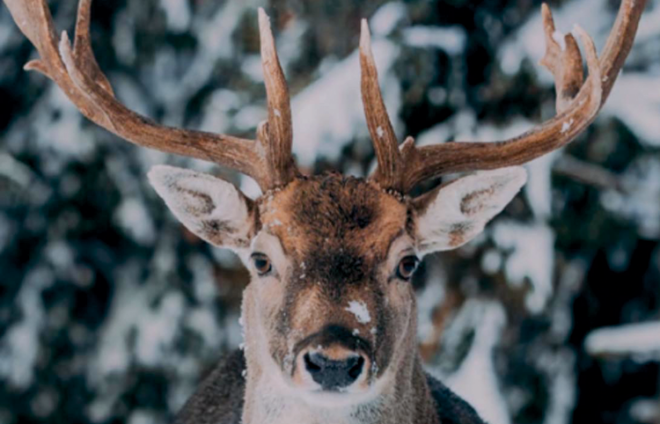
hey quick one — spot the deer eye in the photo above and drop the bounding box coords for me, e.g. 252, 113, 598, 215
251, 253, 272, 276
396, 256, 419, 281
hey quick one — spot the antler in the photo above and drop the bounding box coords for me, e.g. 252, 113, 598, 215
362, 0, 647, 193
3, 0, 296, 191
360, 19, 402, 189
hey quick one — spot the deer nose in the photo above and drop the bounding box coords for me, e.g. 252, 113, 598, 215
303, 351, 366, 391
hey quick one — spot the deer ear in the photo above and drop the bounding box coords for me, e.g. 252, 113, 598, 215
148, 165, 256, 250
413, 167, 527, 255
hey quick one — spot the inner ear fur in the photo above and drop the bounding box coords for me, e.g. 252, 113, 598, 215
412, 167, 527, 254
148, 165, 258, 250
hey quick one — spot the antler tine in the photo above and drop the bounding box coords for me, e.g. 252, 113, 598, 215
360, 19, 403, 190
540, 3, 584, 113
599, 0, 646, 103
5, 0, 298, 192
258, 8, 297, 188
72, 0, 114, 97
372, 0, 646, 193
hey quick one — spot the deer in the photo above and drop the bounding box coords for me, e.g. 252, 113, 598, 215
3, 0, 647, 422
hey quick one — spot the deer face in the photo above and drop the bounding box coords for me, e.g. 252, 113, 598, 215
247, 175, 414, 402
148, 165, 526, 405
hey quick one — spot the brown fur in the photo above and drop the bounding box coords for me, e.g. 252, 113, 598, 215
174, 174, 487, 424
257, 174, 409, 381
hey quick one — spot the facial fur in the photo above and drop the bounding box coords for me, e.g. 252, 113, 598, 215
241, 173, 417, 400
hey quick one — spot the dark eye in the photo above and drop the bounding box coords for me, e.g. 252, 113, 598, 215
396, 256, 419, 281
251, 253, 272, 276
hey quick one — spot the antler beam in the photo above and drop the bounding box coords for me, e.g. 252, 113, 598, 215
4, 0, 296, 192
362, 0, 646, 193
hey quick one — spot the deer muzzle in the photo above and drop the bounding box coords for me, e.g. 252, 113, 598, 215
292, 325, 373, 393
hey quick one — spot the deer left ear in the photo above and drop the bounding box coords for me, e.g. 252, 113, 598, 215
413, 167, 527, 255
148, 165, 256, 251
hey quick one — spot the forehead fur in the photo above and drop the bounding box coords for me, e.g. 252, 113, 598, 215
258, 174, 409, 261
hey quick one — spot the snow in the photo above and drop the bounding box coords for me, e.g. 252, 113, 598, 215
160, 0, 191, 32
552, 30, 566, 51
199, 89, 241, 134
292, 38, 400, 166
634, 1, 660, 43
291, 1, 402, 167
115, 197, 156, 246
415, 122, 452, 147
242, 54, 265, 83
416, 271, 446, 341
84, 243, 234, 419
481, 249, 503, 274
274, 18, 307, 70
444, 301, 511, 424
136, 0, 256, 133
601, 157, 660, 239
34, 86, 95, 163
402, 26, 467, 55
524, 150, 558, 219
128, 410, 159, 424
0, 153, 34, 188
369, 2, 407, 36
603, 73, 660, 146
0, 267, 53, 388
585, 321, 660, 358
234, 105, 267, 132
45, 240, 74, 271
136, 292, 185, 366
630, 398, 660, 423
112, 9, 137, 64
345, 300, 371, 324
538, 349, 576, 424
492, 221, 555, 313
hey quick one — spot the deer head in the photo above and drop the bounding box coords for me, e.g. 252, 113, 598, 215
4, 0, 646, 416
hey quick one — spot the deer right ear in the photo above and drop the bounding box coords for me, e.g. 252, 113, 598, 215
413, 167, 527, 255
148, 165, 256, 250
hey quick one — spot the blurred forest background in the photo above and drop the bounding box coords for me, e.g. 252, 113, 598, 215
1, 0, 660, 423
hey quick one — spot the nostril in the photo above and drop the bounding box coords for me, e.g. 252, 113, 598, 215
348, 356, 364, 379
303, 352, 365, 391
304, 353, 322, 372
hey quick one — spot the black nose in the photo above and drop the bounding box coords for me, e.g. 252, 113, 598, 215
304, 352, 365, 391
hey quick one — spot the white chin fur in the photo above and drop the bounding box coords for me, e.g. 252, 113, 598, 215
294, 386, 382, 408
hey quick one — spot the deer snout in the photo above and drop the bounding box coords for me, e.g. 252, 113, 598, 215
298, 346, 369, 391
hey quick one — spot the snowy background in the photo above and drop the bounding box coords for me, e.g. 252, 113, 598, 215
1, 0, 659, 423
